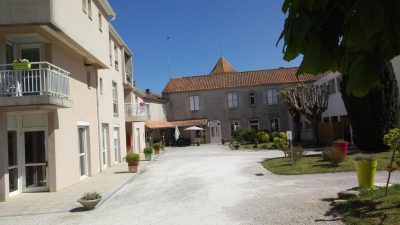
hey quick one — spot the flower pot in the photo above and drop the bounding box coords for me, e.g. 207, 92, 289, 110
128, 162, 138, 173
77, 198, 102, 210
12, 62, 31, 71
154, 149, 160, 155
354, 160, 377, 189
334, 142, 348, 156
144, 154, 152, 161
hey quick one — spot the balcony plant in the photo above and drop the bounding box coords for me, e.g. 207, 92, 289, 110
153, 143, 161, 154
144, 147, 153, 161
125, 152, 140, 173
353, 154, 377, 189
12, 58, 31, 70
77, 192, 102, 210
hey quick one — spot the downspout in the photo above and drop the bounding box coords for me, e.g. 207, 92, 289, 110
95, 70, 103, 172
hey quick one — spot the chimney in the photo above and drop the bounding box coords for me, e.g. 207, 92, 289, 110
145, 89, 151, 94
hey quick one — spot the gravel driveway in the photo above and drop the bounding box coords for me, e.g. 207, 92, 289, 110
2, 145, 398, 225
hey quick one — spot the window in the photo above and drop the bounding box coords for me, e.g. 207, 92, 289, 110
113, 127, 120, 163
86, 71, 91, 88
82, 0, 87, 13
112, 82, 118, 117
230, 121, 240, 136
228, 92, 238, 108
331, 116, 339, 122
99, 78, 103, 94
190, 95, 200, 111
249, 92, 256, 106
267, 90, 278, 105
114, 46, 119, 71
249, 120, 259, 131
302, 120, 312, 131
323, 117, 330, 123
87, 0, 92, 19
98, 13, 103, 32
270, 118, 280, 132
327, 79, 336, 95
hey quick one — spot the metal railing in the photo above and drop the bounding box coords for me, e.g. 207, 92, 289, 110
125, 71, 133, 86
125, 103, 150, 121
0, 62, 70, 98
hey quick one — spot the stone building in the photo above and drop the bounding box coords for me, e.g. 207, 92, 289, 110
162, 57, 320, 143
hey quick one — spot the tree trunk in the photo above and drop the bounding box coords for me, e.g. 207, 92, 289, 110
292, 112, 302, 143
341, 62, 399, 152
311, 118, 320, 145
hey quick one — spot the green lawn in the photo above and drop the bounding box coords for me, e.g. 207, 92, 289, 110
261, 151, 392, 175
334, 185, 400, 225
236, 142, 275, 150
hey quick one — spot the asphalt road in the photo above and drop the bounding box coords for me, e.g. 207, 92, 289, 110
3, 145, 398, 225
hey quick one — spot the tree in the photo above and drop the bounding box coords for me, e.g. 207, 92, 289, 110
278, 0, 400, 151
279, 84, 328, 144
279, 87, 302, 142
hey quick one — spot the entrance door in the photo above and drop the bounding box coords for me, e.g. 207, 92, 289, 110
101, 124, 109, 168
23, 130, 48, 192
8, 131, 19, 196
78, 127, 89, 179
209, 120, 222, 143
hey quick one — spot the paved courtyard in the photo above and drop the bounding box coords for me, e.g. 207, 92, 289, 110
1, 145, 398, 225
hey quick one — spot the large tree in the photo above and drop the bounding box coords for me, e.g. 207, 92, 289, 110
279, 84, 329, 144
278, 0, 400, 151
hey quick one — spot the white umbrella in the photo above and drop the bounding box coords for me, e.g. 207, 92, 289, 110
174, 125, 180, 141
184, 126, 205, 131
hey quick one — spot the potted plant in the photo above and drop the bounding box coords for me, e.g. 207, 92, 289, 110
153, 143, 161, 154
77, 192, 102, 210
12, 58, 31, 70
125, 152, 140, 172
333, 139, 349, 156
144, 147, 153, 161
353, 154, 378, 189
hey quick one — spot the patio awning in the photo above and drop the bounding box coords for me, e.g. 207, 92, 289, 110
145, 119, 208, 129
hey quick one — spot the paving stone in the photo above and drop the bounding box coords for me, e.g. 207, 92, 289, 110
337, 190, 359, 199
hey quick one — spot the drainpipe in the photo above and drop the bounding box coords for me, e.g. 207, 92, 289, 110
95, 70, 103, 172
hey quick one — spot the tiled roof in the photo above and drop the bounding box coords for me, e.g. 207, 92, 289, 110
163, 67, 325, 94
145, 119, 208, 129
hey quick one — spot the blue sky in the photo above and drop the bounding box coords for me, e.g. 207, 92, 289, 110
109, 0, 302, 93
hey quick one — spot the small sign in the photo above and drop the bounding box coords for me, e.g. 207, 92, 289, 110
286, 131, 293, 140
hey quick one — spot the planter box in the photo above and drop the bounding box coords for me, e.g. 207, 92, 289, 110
77, 198, 102, 210
354, 160, 377, 189
12, 62, 31, 71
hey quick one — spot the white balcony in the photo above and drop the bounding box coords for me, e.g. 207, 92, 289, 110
125, 103, 150, 122
0, 62, 72, 108
124, 71, 134, 89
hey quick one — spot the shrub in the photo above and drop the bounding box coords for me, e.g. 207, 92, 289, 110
232, 128, 257, 144
274, 132, 289, 156
144, 147, 153, 154
81, 192, 102, 200
270, 132, 279, 141
125, 153, 140, 164
153, 143, 161, 150
256, 132, 270, 143
260, 144, 269, 149
323, 147, 345, 166
232, 142, 240, 150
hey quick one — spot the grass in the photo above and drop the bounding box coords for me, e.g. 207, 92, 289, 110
261, 151, 392, 175
334, 185, 400, 225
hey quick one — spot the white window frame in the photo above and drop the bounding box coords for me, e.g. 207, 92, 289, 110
267, 90, 278, 105
190, 95, 200, 111
249, 120, 259, 131
82, 0, 87, 13
228, 92, 238, 108
249, 91, 256, 106
87, 0, 92, 19
98, 12, 103, 32
230, 121, 240, 135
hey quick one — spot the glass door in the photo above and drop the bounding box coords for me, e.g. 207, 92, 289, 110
20, 45, 41, 96
8, 131, 19, 196
23, 130, 48, 192
78, 127, 88, 179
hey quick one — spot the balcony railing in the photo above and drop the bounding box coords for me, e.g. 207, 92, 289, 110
0, 62, 70, 98
125, 71, 133, 86
125, 103, 150, 121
